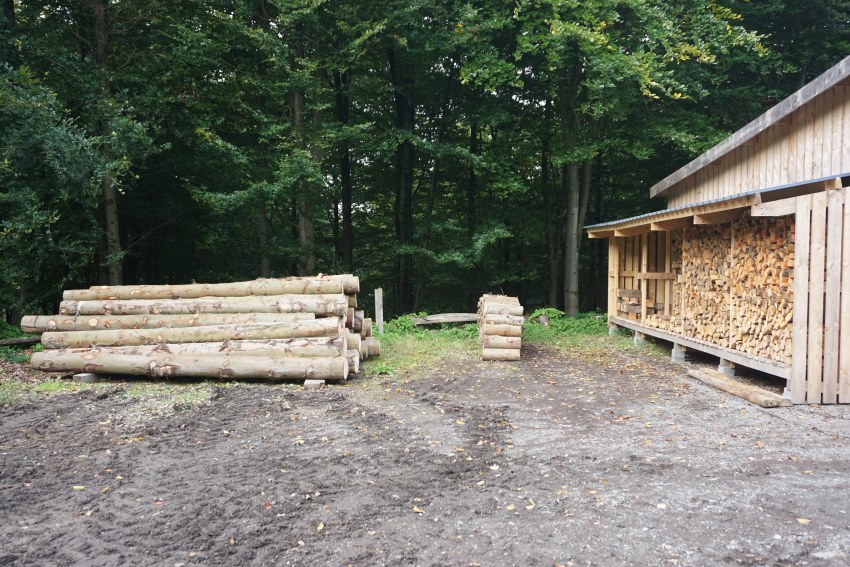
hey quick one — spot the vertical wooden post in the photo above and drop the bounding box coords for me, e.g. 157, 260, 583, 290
608, 238, 620, 329
375, 288, 384, 335
790, 195, 812, 404
664, 231, 672, 318
839, 187, 850, 403
822, 189, 843, 403
807, 191, 829, 404
729, 222, 735, 349
640, 234, 648, 321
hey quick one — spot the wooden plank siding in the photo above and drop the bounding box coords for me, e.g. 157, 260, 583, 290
666, 86, 850, 209
788, 187, 850, 403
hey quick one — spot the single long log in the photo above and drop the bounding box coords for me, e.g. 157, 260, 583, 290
59, 294, 347, 317
54, 337, 346, 359
64, 278, 346, 301
479, 294, 520, 305
363, 337, 381, 357
20, 313, 314, 333
0, 336, 41, 347
482, 314, 524, 326
482, 348, 520, 361
482, 335, 521, 349
345, 332, 362, 355
30, 351, 349, 382
360, 318, 372, 338
481, 323, 522, 337
42, 318, 343, 349
481, 303, 524, 317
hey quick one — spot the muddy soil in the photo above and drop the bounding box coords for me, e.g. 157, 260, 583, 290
2, 344, 849, 566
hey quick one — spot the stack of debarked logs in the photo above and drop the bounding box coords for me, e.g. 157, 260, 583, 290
26, 274, 379, 383
477, 294, 523, 361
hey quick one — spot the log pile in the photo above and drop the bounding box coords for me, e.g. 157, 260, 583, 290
477, 294, 523, 361
729, 216, 794, 364
25, 274, 380, 383
681, 225, 731, 345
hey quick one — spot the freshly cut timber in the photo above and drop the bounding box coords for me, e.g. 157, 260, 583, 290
346, 350, 360, 374
360, 318, 372, 339
59, 294, 348, 317
20, 312, 315, 333
42, 318, 343, 349
481, 323, 522, 337
481, 303, 524, 317
63, 275, 359, 300
53, 337, 346, 359
483, 335, 521, 349
30, 351, 349, 382
478, 294, 523, 361
482, 348, 520, 361
363, 337, 381, 357
345, 332, 362, 356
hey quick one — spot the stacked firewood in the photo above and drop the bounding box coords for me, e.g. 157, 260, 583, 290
644, 231, 684, 334
729, 217, 794, 364
477, 294, 523, 361
681, 225, 731, 345
25, 275, 379, 383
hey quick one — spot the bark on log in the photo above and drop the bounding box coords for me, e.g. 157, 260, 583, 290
481, 323, 522, 337
347, 294, 357, 308
30, 351, 349, 382
346, 350, 360, 374
352, 310, 364, 333
482, 335, 521, 349
479, 294, 520, 305
363, 337, 381, 357
482, 348, 520, 361
360, 318, 372, 338
51, 337, 345, 359
346, 307, 355, 328
481, 303, 524, 317
482, 314, 524, 326
0, 336, 41, 347
59, 294, 347, 317
64, 278, 345, 300
42, 318, 343, 349
20, 313, 314, 333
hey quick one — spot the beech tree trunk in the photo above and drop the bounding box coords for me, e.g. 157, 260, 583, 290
59, 294, 349, 317
388, 46, 415, 314
21, 312, 314, 333
90, 0, 122, 285
335, 69, 354, 270
63, 276, 354, 300
31, 351, 349, 382
41, 318, 343, 349
291, 47, 316, 276
564, 163, 580, 315
258, 201, 271, 277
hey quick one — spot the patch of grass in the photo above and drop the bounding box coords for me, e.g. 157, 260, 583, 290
362, 313, 479, 382
33, 378, 92, 393
0, 346, 30, 364
0, 380, 29, 405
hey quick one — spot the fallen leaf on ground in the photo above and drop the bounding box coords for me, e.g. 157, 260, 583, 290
412, 506, 424, 514
73, 486, 85, 491
796, 518, 812, 525
317, 522, 325, 532
505, 504, 515, 511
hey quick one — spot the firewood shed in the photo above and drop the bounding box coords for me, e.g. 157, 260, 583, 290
586, 56, 850, 404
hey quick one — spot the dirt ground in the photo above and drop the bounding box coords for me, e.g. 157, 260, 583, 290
2, 342, 850, 567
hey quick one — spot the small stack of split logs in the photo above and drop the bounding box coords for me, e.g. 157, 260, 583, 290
25, 275, 380, 383
477, 294, 523, 361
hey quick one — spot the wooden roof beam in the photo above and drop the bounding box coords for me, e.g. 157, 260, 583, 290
614, 225, 651, 237
693, 208, 748, 225
651, 217, 693, 231
586, 229, 615, 239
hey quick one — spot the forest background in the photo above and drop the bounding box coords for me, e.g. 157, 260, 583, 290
1, 0, 848, 321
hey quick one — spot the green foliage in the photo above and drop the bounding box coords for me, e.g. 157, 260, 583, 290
524, 309, 608, 344
0, 347, 30, 364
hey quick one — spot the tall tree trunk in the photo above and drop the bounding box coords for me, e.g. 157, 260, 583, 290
334, 70, 354, 270
388, 47, 415, 314
466, 121, 478, 235
90, 0, 122, 285
257, 202, 271, 277
541, 101, 558, 306
563, 164, 580, 315
3, 0, 14, 31
290, 55, 316, 276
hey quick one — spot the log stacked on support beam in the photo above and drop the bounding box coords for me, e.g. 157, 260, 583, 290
477, 295, 523, 361
27, 275, 379, 383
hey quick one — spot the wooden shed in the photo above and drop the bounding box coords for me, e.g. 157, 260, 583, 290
586, 56, 850, 404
